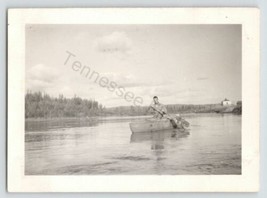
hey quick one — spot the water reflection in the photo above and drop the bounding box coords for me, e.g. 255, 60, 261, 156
25, 118, 99, 132
130, 129, 190, 150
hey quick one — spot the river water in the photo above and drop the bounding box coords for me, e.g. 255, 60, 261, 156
25, 113, 241, 175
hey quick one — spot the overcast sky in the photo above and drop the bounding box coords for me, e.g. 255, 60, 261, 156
26, 24, 241, 107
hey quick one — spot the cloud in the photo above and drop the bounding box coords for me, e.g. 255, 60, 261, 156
94, 32, 132, 54
27, 64, 58, 82
26, 79, 53, 92
26, 64, 59, 91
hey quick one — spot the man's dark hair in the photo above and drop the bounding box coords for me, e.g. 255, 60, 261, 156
153, 96, 158, 99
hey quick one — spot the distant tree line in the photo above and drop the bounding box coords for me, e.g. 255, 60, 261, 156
232, 101, 242, 115
25, 91, 104, 118
105, 103, 223, 116
25, 91, 241, 118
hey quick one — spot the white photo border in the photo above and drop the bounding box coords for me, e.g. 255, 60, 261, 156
8, 8, 260, 192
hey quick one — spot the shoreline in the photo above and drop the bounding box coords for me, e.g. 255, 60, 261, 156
25, 111, 241, 122
25, 117, 99, 122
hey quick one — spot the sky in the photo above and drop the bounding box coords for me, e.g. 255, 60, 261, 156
26, 24, 241, 107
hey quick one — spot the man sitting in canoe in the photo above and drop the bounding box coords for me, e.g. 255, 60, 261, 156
148, 96, 167, 119
148, 96, 190, 129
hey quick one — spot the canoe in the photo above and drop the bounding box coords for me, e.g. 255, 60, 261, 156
129, 119, 188, 133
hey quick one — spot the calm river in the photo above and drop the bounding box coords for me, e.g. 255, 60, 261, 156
25, 113, 241, 175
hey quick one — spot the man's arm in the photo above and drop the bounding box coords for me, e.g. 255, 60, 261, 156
150, 105, 165, 116
161, 105, 167, 114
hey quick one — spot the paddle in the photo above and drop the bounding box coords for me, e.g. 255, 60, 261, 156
149, 105, 190, 129
149, 105, 178, 129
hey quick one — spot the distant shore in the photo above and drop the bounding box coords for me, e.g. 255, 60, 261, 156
25, 91, 241, 120
25, 108, 241, 121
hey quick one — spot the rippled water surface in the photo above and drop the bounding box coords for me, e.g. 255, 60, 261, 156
25, 114, 241, 175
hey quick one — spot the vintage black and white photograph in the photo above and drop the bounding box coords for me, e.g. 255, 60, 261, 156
25, 24, 242, 175
8, 8, 259, 192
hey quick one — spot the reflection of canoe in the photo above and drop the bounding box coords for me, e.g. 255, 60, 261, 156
130, 130, 190, 143
129, 119, 188, 133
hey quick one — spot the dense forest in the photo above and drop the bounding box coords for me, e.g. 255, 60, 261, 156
25, 91, 241, 119
25, 91, 104, 118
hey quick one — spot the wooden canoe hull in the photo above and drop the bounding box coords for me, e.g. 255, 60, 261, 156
129, 119, 185, 133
